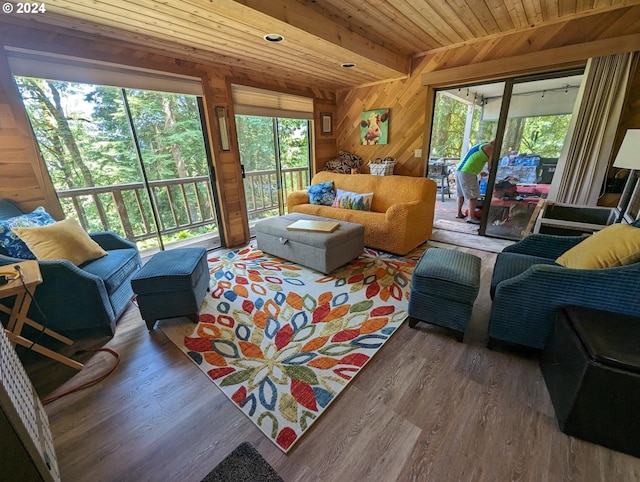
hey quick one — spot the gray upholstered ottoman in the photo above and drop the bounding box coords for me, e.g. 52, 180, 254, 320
408, 247, 481, 341
255, 213, 364, 274
131, 247, 209, 330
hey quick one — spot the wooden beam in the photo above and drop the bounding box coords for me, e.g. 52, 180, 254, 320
229, 0, 409, 75
0, 47, 64, 218
421, 34, 640, 87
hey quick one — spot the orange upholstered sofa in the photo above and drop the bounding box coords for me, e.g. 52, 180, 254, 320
287, 171, 437, 255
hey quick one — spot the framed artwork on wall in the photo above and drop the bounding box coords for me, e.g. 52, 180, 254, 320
321, 112, 332, 135
360, 108, 389, 145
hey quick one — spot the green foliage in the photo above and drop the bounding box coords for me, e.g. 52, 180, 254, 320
236, 116, 276, 171
430, 94, 495, 158
236, 116, 310, 171
430, 94, 468, 158
236, 115, 311, 224
519, 115, 570, 157
16, 76, 217, 247
16, 77, 311, 249
277, 118, 310, 169
430, 90, 570, 160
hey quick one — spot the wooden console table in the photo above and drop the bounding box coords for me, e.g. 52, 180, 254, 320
0, 261, 83, 370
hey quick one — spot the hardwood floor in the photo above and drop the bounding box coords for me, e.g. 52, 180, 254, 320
19, 241, 640, 482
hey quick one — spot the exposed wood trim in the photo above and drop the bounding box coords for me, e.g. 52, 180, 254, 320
199, 69, 250, 248
230, 0, 409, 75
0, 48, 63, 218
0, 19, 209, 79
421, 34, 640, 87
414, 4, 640, 58
335, 74, 410, 94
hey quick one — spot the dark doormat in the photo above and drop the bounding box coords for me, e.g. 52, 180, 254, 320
202, 442, 284, 482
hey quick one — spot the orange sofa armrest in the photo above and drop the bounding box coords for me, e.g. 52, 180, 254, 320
385, 200, 429, 227
287, 190, 310, 211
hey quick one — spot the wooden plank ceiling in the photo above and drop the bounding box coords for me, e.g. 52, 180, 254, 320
3, 0, 639, 89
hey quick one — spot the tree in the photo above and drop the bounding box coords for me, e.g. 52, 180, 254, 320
16, 78, 96, 188
16, 76, 218, 244
520, 115, 571, 157
430, 92, 498, 158
501, 118, 526, 156
236, 115, 276, 171
277, 118, 309, 169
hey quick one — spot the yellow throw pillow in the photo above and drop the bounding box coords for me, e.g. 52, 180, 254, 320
12, 218, 108, 266
556, 223, 640, 269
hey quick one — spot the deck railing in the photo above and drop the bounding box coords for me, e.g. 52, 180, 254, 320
57, 166, 310, 244
243, 166, 309, 217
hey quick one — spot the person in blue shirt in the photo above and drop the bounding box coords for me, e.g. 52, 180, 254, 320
455, 140, 495, 224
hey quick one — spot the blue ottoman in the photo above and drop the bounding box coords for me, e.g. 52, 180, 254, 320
131, 247, 209, 330
408, 248, 481, 341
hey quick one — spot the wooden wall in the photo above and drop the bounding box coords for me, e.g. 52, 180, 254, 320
337, 6, 640, 178
336, 65, 429, 176
0, 20, 337, 248
313, 100, 338, 173
0, 48, 63, 218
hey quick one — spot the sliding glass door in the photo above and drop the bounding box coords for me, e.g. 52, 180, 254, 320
428, 68, 583, 240
236, 115, 311, 226
484, 73, 582, 238
15, 77, 220, 252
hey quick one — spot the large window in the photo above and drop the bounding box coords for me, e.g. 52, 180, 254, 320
15, 77, 220, 252
236, 115, 311, 226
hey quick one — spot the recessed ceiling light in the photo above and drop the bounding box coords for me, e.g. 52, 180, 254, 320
341, 62, 356, 68
264, 34, 284, 43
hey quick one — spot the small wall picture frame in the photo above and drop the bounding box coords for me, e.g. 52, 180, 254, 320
321, 112, 333, 135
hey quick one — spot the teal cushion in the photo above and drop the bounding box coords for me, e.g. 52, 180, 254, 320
0, 206, 56, 259
307, 181, 335, 205
331, 189, 373, 211
82, 248, 141, 295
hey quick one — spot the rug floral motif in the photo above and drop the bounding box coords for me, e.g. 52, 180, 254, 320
160, 244, 424, 452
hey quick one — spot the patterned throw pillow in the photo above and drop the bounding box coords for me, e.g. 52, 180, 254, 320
13, 219, 107, 266
324, 151, 363, 174
0, 206, 56, 259
307, 181, 335, 205
331, 189, 373, 211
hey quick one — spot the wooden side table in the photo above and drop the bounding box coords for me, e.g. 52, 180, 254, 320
0, 261, 82, 370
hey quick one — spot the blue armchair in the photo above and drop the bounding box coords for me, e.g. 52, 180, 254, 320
0, 199, 141, 335
489, 233, 640, 350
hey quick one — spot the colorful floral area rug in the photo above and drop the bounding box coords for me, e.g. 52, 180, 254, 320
160, 243, 424, 452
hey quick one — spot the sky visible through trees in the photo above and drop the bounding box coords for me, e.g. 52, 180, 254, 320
430, 91, 571, 160
16, 77, 217, 247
